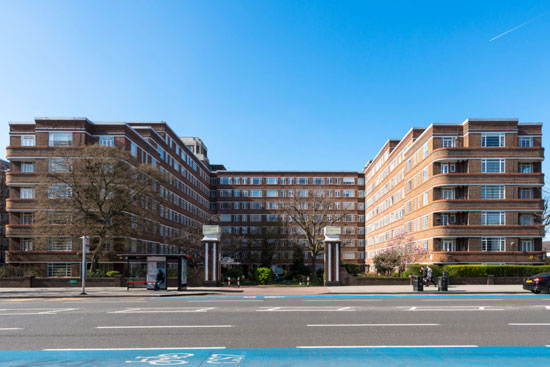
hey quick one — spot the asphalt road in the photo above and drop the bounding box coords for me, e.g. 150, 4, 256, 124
1, 294, 550, 350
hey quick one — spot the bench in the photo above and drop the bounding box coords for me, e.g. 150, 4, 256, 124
126, 277, 154, 290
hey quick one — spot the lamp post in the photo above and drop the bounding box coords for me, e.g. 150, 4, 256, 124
80, 235, 89, 295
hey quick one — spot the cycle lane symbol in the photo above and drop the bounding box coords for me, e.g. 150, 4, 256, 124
126, 353, 195, 365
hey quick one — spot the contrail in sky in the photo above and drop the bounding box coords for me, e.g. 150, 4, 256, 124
489, 12, 547, 42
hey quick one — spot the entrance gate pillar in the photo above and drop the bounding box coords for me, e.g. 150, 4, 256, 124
202, 225, 221, 286
323, 226, 342, 286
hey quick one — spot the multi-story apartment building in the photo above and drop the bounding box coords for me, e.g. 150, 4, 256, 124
363, 119, 545, 270
0, 159, 10, 264
6, 118, 214, 276
214, 171, 366, 271
4, 117, 546, 276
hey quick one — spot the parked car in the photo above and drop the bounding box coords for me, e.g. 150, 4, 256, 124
523, 273, 550, 294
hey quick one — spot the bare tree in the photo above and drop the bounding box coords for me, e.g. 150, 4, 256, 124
34, 145, 164, 272
280, 188, 345, 280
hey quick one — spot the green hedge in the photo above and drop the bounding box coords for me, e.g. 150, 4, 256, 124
254, 267, 273, 285
443, 265, 550, 278
402, 264, 443, 278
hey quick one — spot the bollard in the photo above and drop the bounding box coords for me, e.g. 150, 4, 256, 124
306, 276, 310, 287
227, 277, 231, 287
237, 276, 240, 288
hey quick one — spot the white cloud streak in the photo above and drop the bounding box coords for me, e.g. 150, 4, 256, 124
489, 12, 547, 42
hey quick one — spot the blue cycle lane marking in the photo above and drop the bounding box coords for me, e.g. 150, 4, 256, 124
159, 294, 544, 300
1, 347, 550, 366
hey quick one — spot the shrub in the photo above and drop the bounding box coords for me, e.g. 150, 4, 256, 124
404, 264, 443, 277
87, 269, 106, 278
227, 267, 243, 279
254, 267, 273, 285
0, 265, 24, 278
343, 263, 362, 276
442, 265, 550, 278
166, 268, 178, 279
106, 271, 121, 277
316, 268, 324, 280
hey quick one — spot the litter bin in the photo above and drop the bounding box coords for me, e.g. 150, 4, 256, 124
438, 276, 448, 292
413, 275, 423, 292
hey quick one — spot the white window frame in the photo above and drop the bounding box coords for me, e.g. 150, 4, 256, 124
21, 162, 35, 173
481, 159, 505, 173
99, 136, 115, 147
482, 185, 505, 199
518, 136, 533, 147
520, 239, 534, 252
21, 135, 35, 146
441, 137, 455, 148
47, 263, 72, 277
441, 188, 455, 200
442, 239, 456, 251
481, 237, 505, 252
48, 132, 73, 147
20, 187, 35, 199
481, 211, 505, 225
481, 133, 505, 147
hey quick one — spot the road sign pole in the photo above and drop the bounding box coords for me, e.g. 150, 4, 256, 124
80, 236, 88, 296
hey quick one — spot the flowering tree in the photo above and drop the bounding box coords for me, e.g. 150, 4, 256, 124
372, 235, 427, 276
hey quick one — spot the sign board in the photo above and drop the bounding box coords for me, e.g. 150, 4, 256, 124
202, 225, 221, 241
323, 226, 341, 242
69, 279, 78, 284
147, 256, 167, 291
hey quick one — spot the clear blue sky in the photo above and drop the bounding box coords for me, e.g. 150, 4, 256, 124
0, 0, 548, 173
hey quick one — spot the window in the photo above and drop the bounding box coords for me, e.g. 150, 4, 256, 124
481, 159, 505, 173
250, 214, 262, 222
422, 143, 429, 158
482, 185, 505, 199
482, 237, 505, 251
313, 178, 324, 185
219, 177, 231, 185
131, 143, 138, 157
48, 237, 72, 251
422, 215, 429, 229
481, 133, 504, 147
441, 214, 449, 225
251, 177, 262, 185
518, 136, 533, 147
441, 137, 455, 148
20, 213, 34, 225
441, 188, 455, 200
297, 177, 309, 185
450, 163, 456, 172
520, 239, 534, 251
21, 135, 35, 146
299, 190, 308, 197
250, 202, 262, 209
482, 211, 505, 225
21, 162, 34, 173
266, 178, 278, 185
519, 213, 534, 225
47, 263, 72, 277
519, 163, 532, 173
20, 187, 35, 199
442, 239, 456, 251
250, 190, 262, 197
343, 177, 355, 185
422, 167, 428, 182
519, 188, 533, 199
48, 184, 72, 199
49, 132, 72, 146
423, 192, 428, 205
21, 238, 33, 251
266, 190, 278, 197
220, 214, 231, 222
343, 190, 354, 197
441, 163, 449, 174
99, 136, 114, 147
49, 157, 72, 172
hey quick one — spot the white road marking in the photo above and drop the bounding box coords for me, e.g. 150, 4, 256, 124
0, 308, 77, 315
188, 300, 263, 303
109, 307, 214, 314
97, 325, 233, 329
400, 306, 503, 312
421, 299, 502, 302
43, 347, 226, 351
296, 345, 478, 349
509, 323, 550, 326
307, 323, 439, 327
257, 306, 356, 312
302, 299, 381, 302
0, 328, 23, 330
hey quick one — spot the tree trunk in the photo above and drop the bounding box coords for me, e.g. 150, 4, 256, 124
310, 254, 317, 281
90, 236, 104, 273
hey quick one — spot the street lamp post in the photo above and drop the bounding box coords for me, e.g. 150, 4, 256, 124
80, 235, 89, 296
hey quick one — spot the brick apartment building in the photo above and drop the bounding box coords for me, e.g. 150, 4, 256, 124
0, 159, 10, 264
215, 171, 365, 271
6, 118, 213, 276
3, 117, 546, 276
363, 119, 545, 270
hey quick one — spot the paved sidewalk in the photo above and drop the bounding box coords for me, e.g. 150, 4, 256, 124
0, 284, 530, 298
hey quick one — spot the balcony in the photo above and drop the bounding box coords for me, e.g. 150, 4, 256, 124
430, 251, 546, 264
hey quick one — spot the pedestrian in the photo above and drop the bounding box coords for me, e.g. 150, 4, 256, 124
426, 266, 436, 287
420, 266, 428, 284
154, 268, 165, 291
